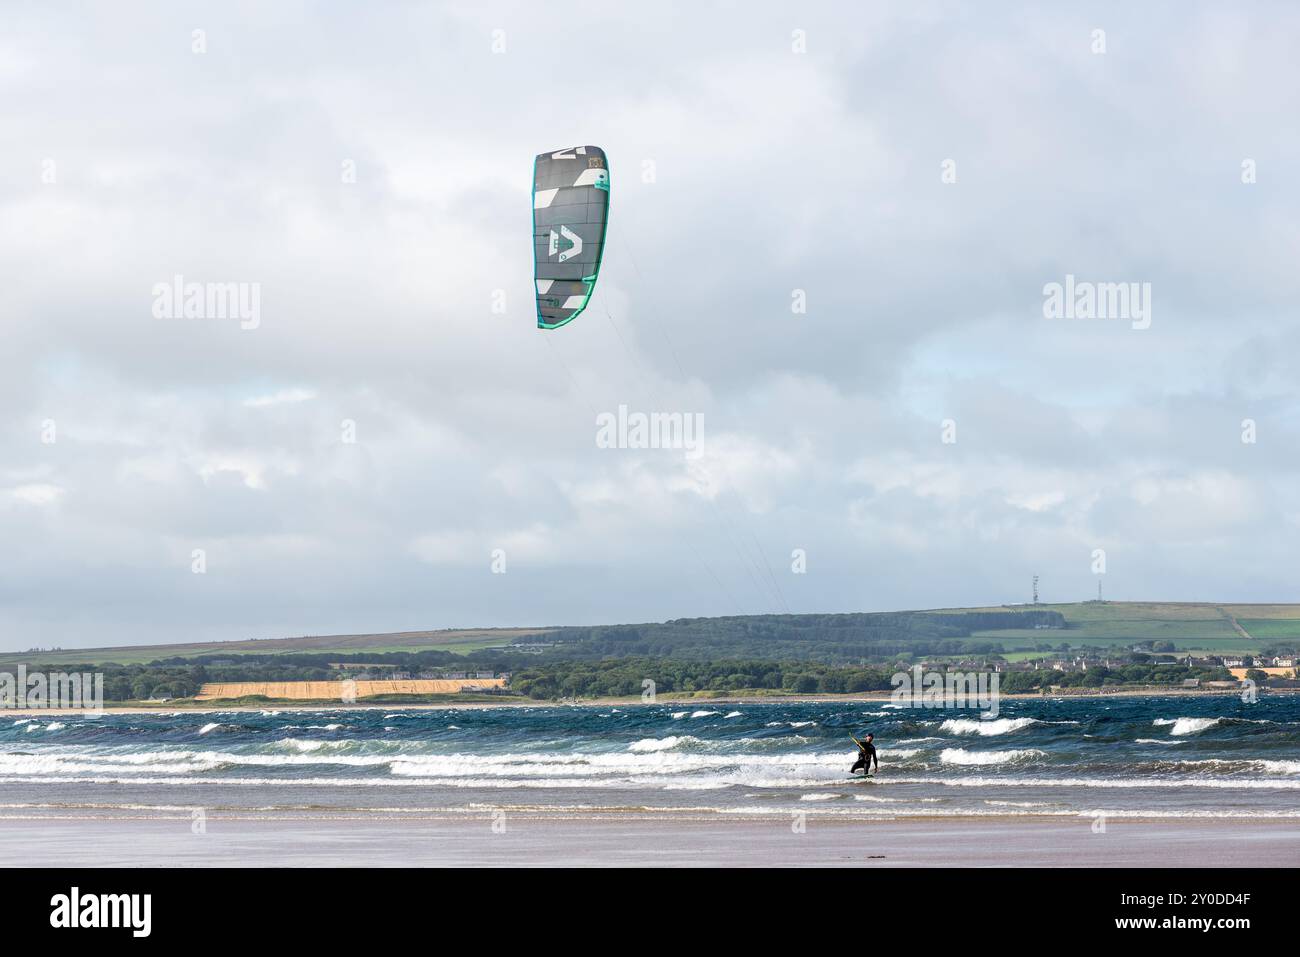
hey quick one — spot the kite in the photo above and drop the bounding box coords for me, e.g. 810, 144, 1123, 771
532, 145, 609, 329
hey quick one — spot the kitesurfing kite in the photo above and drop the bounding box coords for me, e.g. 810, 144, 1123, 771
532, 145, 609, 329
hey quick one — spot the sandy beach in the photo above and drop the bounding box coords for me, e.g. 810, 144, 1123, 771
2, 813, 1294, 867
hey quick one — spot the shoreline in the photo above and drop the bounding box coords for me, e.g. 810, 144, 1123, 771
0, 684, 1281, 716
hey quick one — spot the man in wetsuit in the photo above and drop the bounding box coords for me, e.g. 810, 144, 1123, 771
851, 733, 878, 776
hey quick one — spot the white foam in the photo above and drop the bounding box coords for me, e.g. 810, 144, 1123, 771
627, 736, 698, 753
939, 748, 1044, 766
940, 717, 1038, 736
985, 800, 1056, 808
1153, 717, 1221, 736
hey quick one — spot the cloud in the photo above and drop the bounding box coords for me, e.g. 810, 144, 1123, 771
2, 1, 1299, 647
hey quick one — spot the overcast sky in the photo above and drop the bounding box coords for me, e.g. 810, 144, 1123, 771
3, 2, 1299, 649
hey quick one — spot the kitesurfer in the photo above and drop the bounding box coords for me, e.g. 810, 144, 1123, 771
851, 733, 878, 777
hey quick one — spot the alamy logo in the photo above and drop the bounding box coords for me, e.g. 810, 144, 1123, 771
0, 666, 103, 711
595, 404, 704, 455
549, 225, 582, 262
50, 888, 151, 937
1042, 274, 1151, 329
891, 665, 1001, 717
151, 274, 261, 330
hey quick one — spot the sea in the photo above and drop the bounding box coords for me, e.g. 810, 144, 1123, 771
2, 695, 1298, 822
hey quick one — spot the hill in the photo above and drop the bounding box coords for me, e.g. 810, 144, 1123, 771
939, 601, 1299, 656
4, 601, 1298, 669
0, 627, 552, 667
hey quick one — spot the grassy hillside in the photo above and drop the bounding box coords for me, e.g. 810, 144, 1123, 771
952, 601, 1300, 654
0, 627, 552, 667
4, 602, 1298, 669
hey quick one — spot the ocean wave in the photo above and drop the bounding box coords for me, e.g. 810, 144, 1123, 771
628, 736, 700, 753
878, 775, 1300, 790
735, 735, 816, 749
880, 748, 923, 759
276, 738, 350, 754
939, 748, 1043, 766
1, 772, 1298, 808
984, 800, 1058, 808
0, 752, 219, 776
940, 717, 1038, 737
1153, 717, 1221, 736
1168, 758, 1300, 775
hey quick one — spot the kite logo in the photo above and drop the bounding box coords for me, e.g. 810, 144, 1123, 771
549, 225, 583, 262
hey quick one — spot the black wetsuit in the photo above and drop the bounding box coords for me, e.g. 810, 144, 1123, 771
851, 742, 878, 776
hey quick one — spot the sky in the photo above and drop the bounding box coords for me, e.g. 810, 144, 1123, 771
3, 1, 1299, 649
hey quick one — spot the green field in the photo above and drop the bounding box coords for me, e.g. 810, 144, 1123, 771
944, 601, 1300, 654
0, 628, 552, 667
1237, 619, 1300, 641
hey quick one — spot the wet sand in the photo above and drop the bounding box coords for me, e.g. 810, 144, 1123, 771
1, 815, 1295, 867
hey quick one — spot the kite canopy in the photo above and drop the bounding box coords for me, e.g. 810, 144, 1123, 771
533, 145, 609, 329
